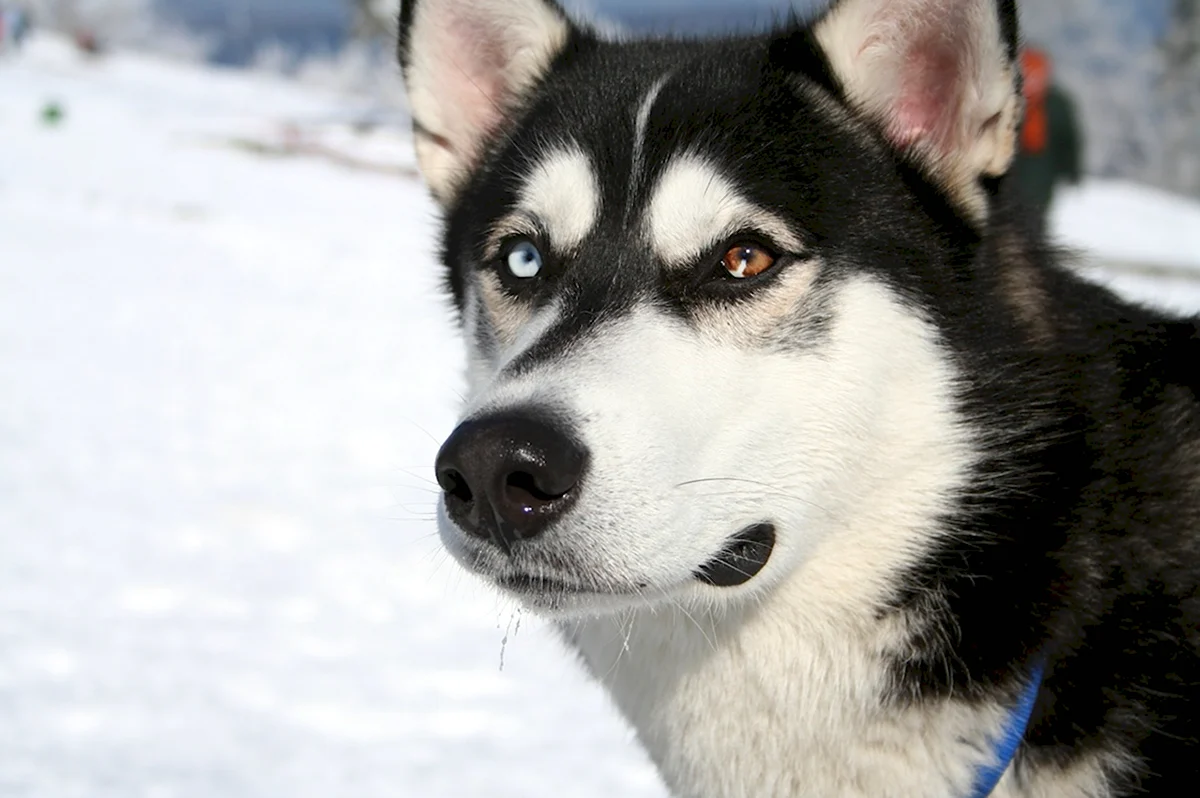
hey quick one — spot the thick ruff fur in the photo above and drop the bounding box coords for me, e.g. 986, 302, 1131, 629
398, 1, 1200, 795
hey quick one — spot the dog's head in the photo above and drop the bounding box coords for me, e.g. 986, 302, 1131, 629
401, 0, 1024, 617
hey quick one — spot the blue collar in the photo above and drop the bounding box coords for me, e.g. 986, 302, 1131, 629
967, 664, 1045, 798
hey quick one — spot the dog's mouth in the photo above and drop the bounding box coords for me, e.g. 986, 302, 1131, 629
495, 572, 601, 596
477, 523, 776, 609
694, 523, 776, 587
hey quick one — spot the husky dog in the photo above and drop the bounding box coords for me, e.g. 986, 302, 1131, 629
398, 0, 1200, 794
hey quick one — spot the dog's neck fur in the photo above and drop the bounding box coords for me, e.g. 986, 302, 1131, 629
565, 588, 1110, 798
566, 588, 994, 797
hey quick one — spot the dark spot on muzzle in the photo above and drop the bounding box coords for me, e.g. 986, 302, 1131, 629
695, 523, 776, 587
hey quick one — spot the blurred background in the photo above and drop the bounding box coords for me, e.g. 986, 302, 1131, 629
10, 0, 1200, 192
1, 2, 1198, 797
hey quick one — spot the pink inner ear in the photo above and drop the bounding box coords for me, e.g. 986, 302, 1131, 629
438, 15, 513, 154
886, 35, 966, 155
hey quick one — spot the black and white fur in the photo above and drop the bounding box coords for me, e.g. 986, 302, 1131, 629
398, 0, 1200, 795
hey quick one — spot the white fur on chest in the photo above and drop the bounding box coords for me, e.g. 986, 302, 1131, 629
564, 578, 1112, 798
566, 588, 998, 797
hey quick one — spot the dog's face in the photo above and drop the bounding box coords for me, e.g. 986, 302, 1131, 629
401, 0, 1023, 617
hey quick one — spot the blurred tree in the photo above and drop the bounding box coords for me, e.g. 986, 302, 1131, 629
1020, 0, 1166, 188
1160, 0, 1200, 195
349, 0, 395, 41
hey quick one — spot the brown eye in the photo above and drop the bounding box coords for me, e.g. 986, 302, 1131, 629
722, 244, 776, 279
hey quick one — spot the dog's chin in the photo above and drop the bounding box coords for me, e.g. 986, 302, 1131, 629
471, 558, 662, 617
441, 520, 779, 620
495, 577, 658, 618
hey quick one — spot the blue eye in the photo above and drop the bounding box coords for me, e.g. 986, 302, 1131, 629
506, 240, 543, 279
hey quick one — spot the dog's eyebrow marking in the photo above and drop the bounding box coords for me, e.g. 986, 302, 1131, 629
646, 154, 805, 268
630, 73, 672, 194
509, 145, 600, 253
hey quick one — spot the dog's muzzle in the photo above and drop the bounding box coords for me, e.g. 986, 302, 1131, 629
436, 412, 776, 598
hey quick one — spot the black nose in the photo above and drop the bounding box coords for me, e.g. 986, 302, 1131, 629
435, 412, 588, 553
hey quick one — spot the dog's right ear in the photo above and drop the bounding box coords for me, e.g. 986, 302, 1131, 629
399, 0, 574, 205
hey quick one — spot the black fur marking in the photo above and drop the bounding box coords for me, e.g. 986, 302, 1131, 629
695, 523, 777, 587
889, 191, 1200, 791
768, 23, 845, 102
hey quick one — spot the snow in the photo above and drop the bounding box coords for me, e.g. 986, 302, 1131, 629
1053, 179, 1200, 274
1, 34, 1198, 798
1049, 180, 1200, 315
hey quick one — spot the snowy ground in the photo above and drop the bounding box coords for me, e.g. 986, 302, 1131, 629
2, 36, 1199, 798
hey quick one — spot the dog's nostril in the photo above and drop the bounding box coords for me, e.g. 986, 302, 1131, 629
505, 471, 565, 503
438, 468, 474, 504
434, 411, 589, 549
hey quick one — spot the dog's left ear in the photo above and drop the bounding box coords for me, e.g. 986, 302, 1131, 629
399, 0, 575, 205
809, 0, 1022, 220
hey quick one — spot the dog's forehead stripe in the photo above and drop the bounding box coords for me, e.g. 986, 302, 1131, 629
646, 155, 804, 269
517, 146, 600, 251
